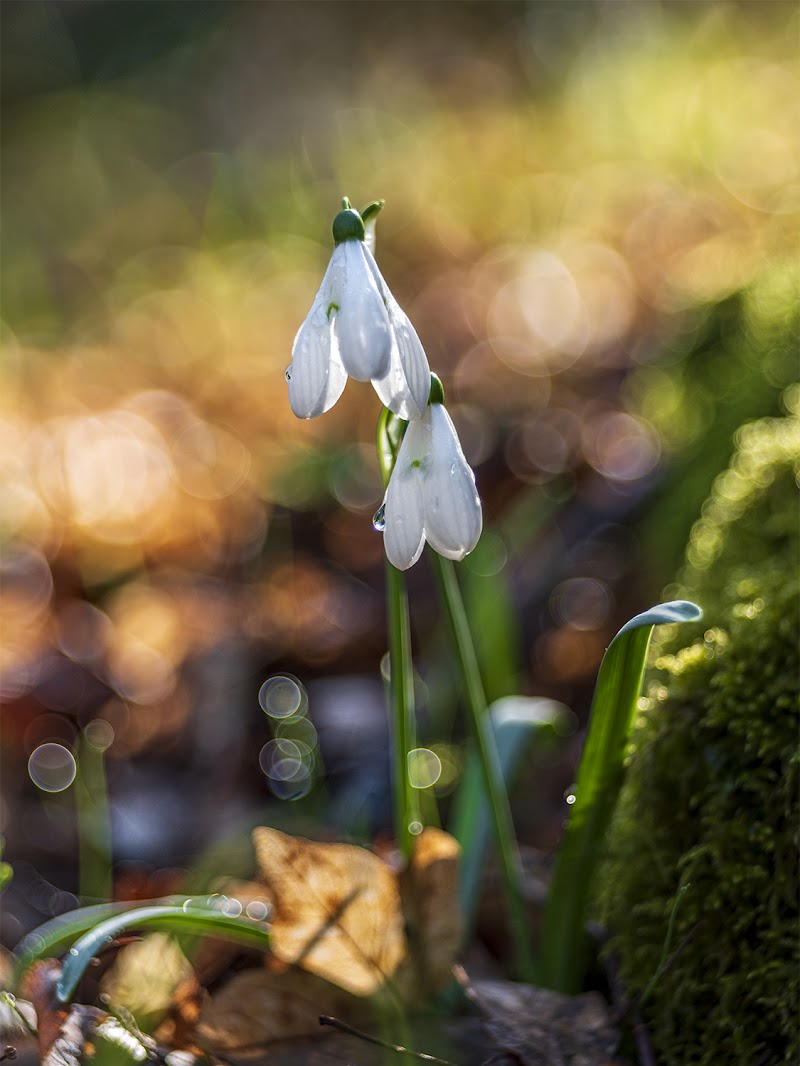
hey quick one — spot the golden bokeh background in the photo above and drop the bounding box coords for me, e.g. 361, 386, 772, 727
1, 0, 797, 936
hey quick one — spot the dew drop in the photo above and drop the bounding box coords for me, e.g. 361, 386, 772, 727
373, 503, 386, 532
246, 899, 270, 922
564, 786, 577, 805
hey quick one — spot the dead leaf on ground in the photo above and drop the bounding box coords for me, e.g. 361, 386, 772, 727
194, 827, 463, 1054
401, 826, 464, 995
195, 965, 360, 1055
101, 931, 194, 1031
458, 970, 621, 1066
253, 826, 409, 998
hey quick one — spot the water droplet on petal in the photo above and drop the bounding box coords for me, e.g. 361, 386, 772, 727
373, 503, 386, 531
284, 367, 292, 382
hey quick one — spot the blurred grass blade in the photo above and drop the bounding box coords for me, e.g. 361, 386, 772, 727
75, 732, 113, 904
462, 540, 522, 705
453, 696, 571, 929
56, 903, 270, 1003
0, 837, 11, 894
538, 600, 701, 993
14, 901, 138, 988
431, 554, 536, 982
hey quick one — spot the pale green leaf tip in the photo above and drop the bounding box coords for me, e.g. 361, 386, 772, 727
428, 372, 445, 406
612, 600, 702, 644
360, 199, 385, 225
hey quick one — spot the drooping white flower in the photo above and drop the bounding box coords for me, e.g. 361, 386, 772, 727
286, 201, 430, 422
381, 398, 482, 570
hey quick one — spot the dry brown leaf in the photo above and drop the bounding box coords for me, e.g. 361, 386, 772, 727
101, 931, 194, 1030
194, 827, 464, 1052
401, 826, 463, 994
195, 966, 358, 1054
253, 827, 408, 997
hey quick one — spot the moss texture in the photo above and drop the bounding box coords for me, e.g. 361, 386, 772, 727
595, 401, 799, 1065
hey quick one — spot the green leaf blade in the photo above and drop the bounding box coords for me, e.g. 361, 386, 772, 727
56, 903, 270, 1003
538, 600, 701, 993
14, 901, 136, 988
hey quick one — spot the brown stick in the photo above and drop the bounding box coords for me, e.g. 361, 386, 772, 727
603, 950, 656, 1066
319, 1015, 457, 1065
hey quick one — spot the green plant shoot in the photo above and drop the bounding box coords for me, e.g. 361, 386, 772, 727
538, 599, 702, 993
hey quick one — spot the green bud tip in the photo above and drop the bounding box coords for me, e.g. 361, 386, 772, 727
332, 201, 365, 243
428, 373, 445, 406
360, 200, 385, 225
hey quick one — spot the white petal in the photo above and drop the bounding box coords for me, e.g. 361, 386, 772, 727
382, 415, 431, 570
364, 216, 377, 257
286, 254, 347, 418
422, 404, 482, 561
287, 309, 347, 418
364, 250, 431, 421
335, 241, 392, 382
372, 301, 431, 421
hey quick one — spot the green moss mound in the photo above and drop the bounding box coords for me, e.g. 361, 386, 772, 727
595, 402, 799, 1065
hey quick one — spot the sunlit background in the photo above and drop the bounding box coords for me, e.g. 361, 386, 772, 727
1, 0, 797, 948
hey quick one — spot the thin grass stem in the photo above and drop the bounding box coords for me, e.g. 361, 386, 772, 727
76, 733, 113, 904
385, 560, 419, 862
377, 406, 419, 862
430, 553, 534, 981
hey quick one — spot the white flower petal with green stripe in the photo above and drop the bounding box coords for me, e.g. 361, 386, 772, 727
383, 403, 482, 570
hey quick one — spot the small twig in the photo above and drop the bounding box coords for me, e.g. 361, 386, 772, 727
603, 949, 656, 1066
319, 1015, 457, 1065
603, 916, 705, 1066
637, 883, 691, 1010
650, 920, 704, 983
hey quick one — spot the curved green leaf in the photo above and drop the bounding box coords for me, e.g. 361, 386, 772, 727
14, 901, 141, 988
538, 600, 701, 993
614, 599, 703, 639
454, 696, 572, 927
56, 903, 270, 1002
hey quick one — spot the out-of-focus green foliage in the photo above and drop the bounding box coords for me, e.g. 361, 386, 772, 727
0, 838, 12, 894
595, 405, 800, 1065
631, 266, 800, 584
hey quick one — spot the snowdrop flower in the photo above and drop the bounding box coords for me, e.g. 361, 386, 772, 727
379, 378, 482, 570
286, 199, 430, 422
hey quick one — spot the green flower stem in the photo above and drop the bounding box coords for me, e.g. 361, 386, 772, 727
430, 553, 535, 981
377, 406, 418, 862
76, 732, 112, 904
385, 559, 419, 862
